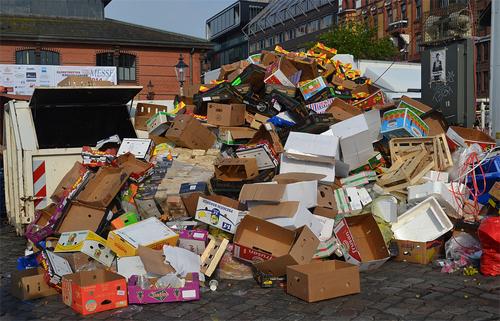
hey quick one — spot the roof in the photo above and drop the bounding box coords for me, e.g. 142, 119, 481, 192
0, 15, 213, 50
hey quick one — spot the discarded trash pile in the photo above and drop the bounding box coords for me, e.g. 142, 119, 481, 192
12, 43, 499, 313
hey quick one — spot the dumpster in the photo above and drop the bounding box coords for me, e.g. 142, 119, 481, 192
3, 86, 141, 234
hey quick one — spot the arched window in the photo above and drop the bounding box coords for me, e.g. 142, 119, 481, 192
96, 52, 136, 82
16, 49, 60, 65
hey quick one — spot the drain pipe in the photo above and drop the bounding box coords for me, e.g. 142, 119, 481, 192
189, 48, 194, 85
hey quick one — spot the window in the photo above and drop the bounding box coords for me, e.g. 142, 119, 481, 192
16, 49, 60, 65
484, 42, 489, 61
259, 39, 265, 49
296, 24, 307, 37
285, 29, 295, 41
386, 6, 393, 24
276, 32, 285, 44
96, 52, 136, 82
415, 33, 422, 53
415, 0, 422, 20
484, 71, 490, 92
401, 1, 407, 19
477, 44, 483, 62
249, 5, 263, 20
320, 15, 333, 29
266, 37, 275, 48
476, 72, 481, 92
307, 20, 320, 33
250, 42, 257, 53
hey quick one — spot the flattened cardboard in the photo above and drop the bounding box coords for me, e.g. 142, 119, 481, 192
239, 180, 318, 209
397, 95, 432, 116
334, 214, 390, 271
62, 270, 127, 315
214, 158, 259, 181
55, 230, 116, 267
51, 161, 86, 202
286, 260, 360, 302
137, 246, 175, 276
76, 167, 129, 208
273, 173, 326, 184
11, 268, 58, 300
163, 114, 216, 150
422, 111, 448, 136
107, 217, 179, 257
233, 216, 319, 276
207, 103, 246, 126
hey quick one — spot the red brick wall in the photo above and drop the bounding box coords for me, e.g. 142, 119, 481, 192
0, 41, 205, 100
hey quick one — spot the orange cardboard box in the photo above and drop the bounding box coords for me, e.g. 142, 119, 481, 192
62, 270, 127, 315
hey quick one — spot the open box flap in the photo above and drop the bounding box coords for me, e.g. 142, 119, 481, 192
30, 86, 142, 107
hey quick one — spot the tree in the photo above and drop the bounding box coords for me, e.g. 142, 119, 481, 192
315, 22, 398, 60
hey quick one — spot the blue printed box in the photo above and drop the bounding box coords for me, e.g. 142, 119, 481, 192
381, 108, 429, 139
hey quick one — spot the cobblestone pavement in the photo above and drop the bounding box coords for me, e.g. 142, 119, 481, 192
0, 223, 499, 321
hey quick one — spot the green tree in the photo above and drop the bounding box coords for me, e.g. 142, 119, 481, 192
315, 22, 398, 60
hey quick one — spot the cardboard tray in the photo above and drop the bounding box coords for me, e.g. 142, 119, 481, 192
391, 197, 453, 242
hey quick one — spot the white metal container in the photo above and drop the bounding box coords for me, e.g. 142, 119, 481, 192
391, 196, 453, 242
3, 86, 141, 234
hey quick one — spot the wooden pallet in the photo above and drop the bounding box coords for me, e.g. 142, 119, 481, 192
389, 134, 453, 171
200, 236, 229, 277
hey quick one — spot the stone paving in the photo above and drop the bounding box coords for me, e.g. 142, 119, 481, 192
0, 222, 499, 321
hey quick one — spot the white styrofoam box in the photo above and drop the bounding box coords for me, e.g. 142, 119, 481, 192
371, 196, 398, 223
280, 154, 336, 183
391, 196, 453, 242
407, 181, 466, 217
284, 131, 339, 159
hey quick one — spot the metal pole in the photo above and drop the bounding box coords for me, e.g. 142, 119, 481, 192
491, 0, 500, 143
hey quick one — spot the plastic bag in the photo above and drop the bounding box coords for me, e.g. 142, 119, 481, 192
155, 273, 185, 289
218, 244, 254, 280
445, 232, 481, 263
478, 217, 500, 276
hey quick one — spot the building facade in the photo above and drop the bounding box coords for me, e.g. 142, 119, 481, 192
0, 0, 212, 100
245, 0, 338, 54
206, 0, 269, 69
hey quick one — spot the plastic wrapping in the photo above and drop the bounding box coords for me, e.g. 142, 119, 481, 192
478, 217, 500, 276
445, 232, 481, 264
155, 274, 185, 289
218, 244, 254, 280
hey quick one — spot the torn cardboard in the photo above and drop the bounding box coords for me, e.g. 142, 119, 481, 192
214, 158, 259, 181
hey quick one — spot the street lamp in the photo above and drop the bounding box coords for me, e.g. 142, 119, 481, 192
174, 53, 189, 96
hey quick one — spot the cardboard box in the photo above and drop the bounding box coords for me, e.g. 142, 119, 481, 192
146, 111, 171, 135
280, 132, 340, 183
163, 114, 216, 150
25, 203, 59, 244
135, 198, 162, 219
264, 57, 301, 87
236, 143, 279, 170
325, 98, 362, 122
214, 158, 259, 181
56, 202, 108, 234
195, 196, 245, 234
446, 126, 496, 151
286, 260, 360, 302
313, 236, 341, 259
11, 268, 58, 300
117, 138, 154, 162
116, 153, 154, 183
107, 217, 178, 257
397, 96, 432, 116
219, 126, 256, 141
137, 245, 176, 276
233, 215, 319, 276
181, 192, 204, 218
333, 215, 390, 271
76, 166, 129, 208
38, 250, 73, 288
352, 84, 388, 110
248, 122, 284, 154
248, 202, 322, 237
306, 98, 335, 114
55, 230, 116, 267
127, 273, 200, 304
134, 103, 168, 131
57, 252, 106, 272
178, 229, 208, 255
207, 103, 246, 127
394, 239, 444, 264
299, 76, 328, 101
381, 108, 429, 139
239, 180, 318, 209
51, 161, 86, 202
111, 212, 140, 229
329, 114, 374, 169
62, 270, 127, 315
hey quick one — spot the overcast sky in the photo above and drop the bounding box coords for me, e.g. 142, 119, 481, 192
106, 0, 235, 39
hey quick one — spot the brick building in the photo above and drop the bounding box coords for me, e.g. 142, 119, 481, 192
0, 0, 212, 100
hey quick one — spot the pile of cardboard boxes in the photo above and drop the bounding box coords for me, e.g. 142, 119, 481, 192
11, 43, 499, 312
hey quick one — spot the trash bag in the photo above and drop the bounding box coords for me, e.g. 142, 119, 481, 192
445, 232, 481, 263
478, 217, 500, 276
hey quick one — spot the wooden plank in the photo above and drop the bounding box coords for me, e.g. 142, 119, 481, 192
200, 236, 229, 277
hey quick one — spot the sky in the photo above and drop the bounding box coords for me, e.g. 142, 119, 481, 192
105, 0, 235, 39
